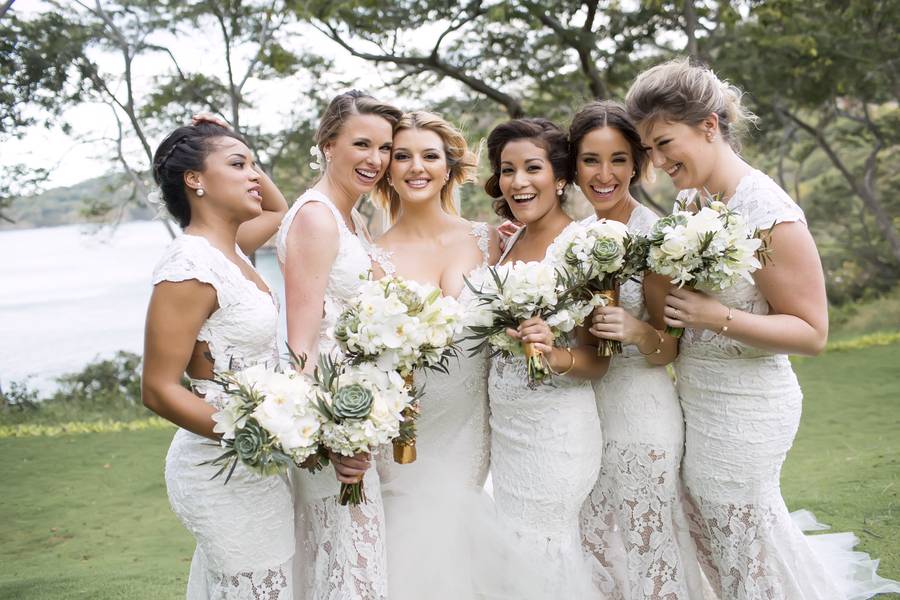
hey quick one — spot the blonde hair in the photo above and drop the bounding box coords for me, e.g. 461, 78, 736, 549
373, 111, 478, 223
625, 58, 758, 150
315, 90, 402, 152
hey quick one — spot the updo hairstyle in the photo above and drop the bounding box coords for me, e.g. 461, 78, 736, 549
314, 90, 402, 156
152, 122, 246, 228
568, 100, 649, 186
484, 118, 570, 221
625, 58, 758, 150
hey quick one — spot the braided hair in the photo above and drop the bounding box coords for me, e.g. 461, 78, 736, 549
151, 122, 246, 228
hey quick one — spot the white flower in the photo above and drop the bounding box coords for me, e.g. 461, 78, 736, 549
309, 145, 324, 171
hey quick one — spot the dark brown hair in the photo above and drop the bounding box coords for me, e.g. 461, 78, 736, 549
568, 100, 648, 186
484, 118, 569, 221
152, 122, 246, 228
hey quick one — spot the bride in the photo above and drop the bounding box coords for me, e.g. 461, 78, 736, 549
368, 110, 539, 599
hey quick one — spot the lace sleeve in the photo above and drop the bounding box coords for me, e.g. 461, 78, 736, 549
152, 236, 228, 303
737, 172, 806, 232
469, 221, 491, 267
367, 244, 396, 277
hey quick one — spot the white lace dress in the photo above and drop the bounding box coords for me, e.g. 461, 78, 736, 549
579, 204, 708, 600
154, 234, 294, 600
276, 189, 388, 600
675, 170, 900, 600
369, 222, 502, 599
487, 223, 607, 597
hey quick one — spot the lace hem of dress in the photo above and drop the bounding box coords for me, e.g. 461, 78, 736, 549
581, 440, 694, 600
208, 566, 291, 600
300, 492, 389, 600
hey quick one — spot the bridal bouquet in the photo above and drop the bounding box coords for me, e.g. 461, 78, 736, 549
204, 364, 323, 483
312, 354, 416, 505
647, 198, 764, 337
550, 219, 650, 356
464, 260, 596, 387
333, 276, 464, 464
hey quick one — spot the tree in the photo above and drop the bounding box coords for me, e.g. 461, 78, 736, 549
713, 0, 900, 271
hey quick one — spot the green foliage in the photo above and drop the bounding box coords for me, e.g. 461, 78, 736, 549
0, 352, 153, 426
0, 12, 95, 136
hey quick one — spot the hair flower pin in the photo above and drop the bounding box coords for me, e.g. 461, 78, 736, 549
309, 145, 325, 171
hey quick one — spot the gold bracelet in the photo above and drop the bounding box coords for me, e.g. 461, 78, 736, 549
717, 307, 734, 334
547, 347, 576, 376
639, 329, 665, 356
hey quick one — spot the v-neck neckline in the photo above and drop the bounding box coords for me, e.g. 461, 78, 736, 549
184, 234, 276, 306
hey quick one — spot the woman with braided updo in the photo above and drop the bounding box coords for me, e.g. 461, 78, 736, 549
141, 115, 292, 598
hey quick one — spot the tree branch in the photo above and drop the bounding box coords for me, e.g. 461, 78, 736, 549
778, 105, 900, 263
315, 21, 525, 117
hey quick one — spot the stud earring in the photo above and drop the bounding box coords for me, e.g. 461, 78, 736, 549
196, 188, 205, 197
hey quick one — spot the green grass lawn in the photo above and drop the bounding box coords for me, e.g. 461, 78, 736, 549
2, 343, 898, 599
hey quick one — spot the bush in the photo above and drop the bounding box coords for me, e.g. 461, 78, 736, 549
0, 352, 151, 426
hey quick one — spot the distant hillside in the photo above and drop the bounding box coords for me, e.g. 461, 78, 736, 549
0, 174, 157, 230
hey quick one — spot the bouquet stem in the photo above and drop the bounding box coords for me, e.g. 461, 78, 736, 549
339, 480, 367, 506
665, 325, 684, 338
392, 372, 418, 464
523, 340, 549, 387
594, 289, 623, 357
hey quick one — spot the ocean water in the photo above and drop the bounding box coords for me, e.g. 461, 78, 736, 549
0, 221, 285, 393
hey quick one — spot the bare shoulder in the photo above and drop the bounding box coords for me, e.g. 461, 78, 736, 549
290, 201, 339, 238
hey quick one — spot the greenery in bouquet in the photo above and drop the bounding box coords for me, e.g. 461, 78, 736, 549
203, 363, 322, 484
462, 260, 595, 387
312, 354, 416, 505
551, 219, 651, 356
647, 197, 767, 337
333, 275, 464, 463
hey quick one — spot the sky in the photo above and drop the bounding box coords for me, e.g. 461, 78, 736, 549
4, 0, 459, 189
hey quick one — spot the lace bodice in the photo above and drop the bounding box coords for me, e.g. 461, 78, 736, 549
581, 204, 659, 359
275, 189, 372, 354
676, 170, 806, 360
152, 234, 279, 405
371, 221, 493, 490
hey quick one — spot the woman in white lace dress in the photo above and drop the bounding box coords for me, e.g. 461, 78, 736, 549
141, 116, 291, 598
626, 59, 900, 599
276, 91, 401, 600
366, 110, 515, 599
573, 101, 708, 599
483, 118, 613, 597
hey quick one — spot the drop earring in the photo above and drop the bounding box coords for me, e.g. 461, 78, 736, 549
196, 188, 205, 197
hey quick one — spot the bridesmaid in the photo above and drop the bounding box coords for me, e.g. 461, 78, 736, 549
141, 115, 291, 597
484, 118, 611, 597
275, 91, 401, 600
573, 100, 707, 599
626, 58, 900, 599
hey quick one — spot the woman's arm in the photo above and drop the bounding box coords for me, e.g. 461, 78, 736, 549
283, 202, 341, 372
512, 317, 610, 380
236, 167, 289, 255
141, 280, 220, 439
590, 272, 677, 366
664, 221, 828, 356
